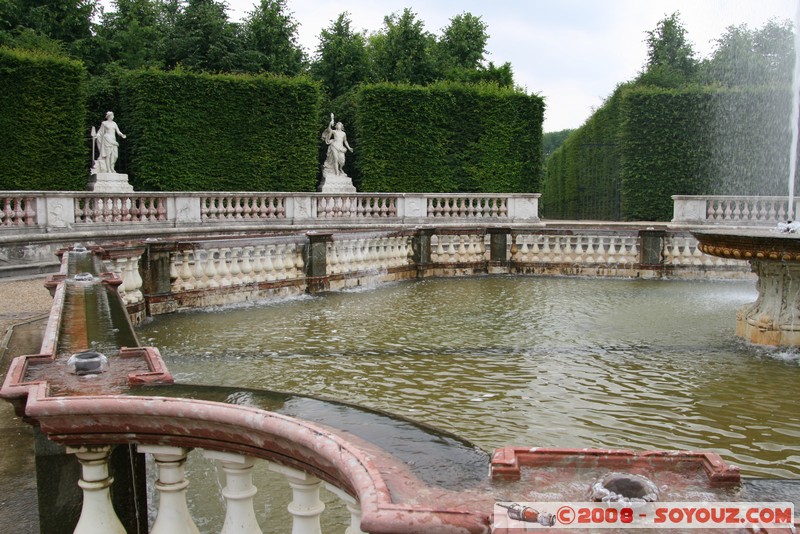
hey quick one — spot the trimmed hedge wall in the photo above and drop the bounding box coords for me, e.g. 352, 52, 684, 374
543, 86, 625, 219
354, 82, 544, 192
544, 84, 793, 221
120, 70, 321, 191
0, 47, 87, 190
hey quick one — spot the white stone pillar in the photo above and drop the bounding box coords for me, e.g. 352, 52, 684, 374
138, 445, 199, 534
324, 483, 365, 534
269, 463, 325, 534
67, 445, 126, 534
203, 450, 263, 534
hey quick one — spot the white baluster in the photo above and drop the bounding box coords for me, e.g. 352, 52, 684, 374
284, 243, 296, 278
193, 250, 208, 289
269, 464, 325, 534
251, 246, 265, 282
240, 247, 254, 284
170, 252, 180, 290
218, 248, 232, 287
274, 244, 287, 280
324, 484, 365, 534
229, 248, 242, 285
68, 445, 126, 534
206, 248, 219, 288
263, 245, 276, 281
179, 251, 194, 291
203, 451, 263, 534
138, 445, 199, 534
293, 243, 305, 276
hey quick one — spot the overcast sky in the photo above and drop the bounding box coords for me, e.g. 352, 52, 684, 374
102, 0, 798, 132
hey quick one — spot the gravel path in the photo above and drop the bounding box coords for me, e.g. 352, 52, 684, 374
0, 277, 54, 340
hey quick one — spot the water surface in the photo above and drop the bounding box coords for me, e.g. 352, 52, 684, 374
138, 276, 800, 478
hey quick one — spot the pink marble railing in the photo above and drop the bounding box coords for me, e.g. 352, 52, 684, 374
74, 195, 168, 223
0, 191, 540, 231
0, 194, 36, 226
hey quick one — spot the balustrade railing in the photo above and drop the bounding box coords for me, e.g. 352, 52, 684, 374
672, 195, 800, 226
511, 233, 639, 266
0, 191, 540, 234
1, 194, 36, 226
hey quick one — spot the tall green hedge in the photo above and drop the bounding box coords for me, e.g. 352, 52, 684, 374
620, 86, 791, 220
544, 84, 792, 221
120, 70, 321, 191
0, 47, 87, 190
354, 82, 544, 192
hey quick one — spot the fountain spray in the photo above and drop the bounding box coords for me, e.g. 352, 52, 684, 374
788, 0, 800, 222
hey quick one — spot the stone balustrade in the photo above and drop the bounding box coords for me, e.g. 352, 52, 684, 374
672, 195, 800, 226
0, 191, 540, 233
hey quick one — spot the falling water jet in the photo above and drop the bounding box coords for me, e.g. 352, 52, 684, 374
788, 0, 800, 221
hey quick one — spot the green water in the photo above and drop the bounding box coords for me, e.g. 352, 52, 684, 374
138, 276, 800, 479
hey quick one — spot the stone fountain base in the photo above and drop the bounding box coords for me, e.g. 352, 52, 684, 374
695, 229, 800, 347
736, 260, 800, 346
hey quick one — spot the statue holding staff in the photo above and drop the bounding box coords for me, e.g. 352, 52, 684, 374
92, 111, 126, 173
321, 113, 353, 177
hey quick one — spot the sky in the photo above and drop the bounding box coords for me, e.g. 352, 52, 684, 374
101, 0, 798, 132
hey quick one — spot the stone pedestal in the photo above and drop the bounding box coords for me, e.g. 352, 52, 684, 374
87, 172, 133, 193
736, 260, 800, 346
320, 170, 356, 193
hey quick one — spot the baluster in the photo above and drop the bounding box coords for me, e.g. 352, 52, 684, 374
192, 250, 207, 289
206, 248, 220, 288
324, 484, 365, 534
170, 252, 181, 290
240, 246, 254, 284
251, 245, 265, 283
264, 244, 276, 281
68, 445, 126, 534
294, 243, 305, 276
179, 250, 194, 291
218, 248, 232, 287
284, 243, 296, 278
274, 244, 287, 280
229, 248, 242, 285
203, 451, 263, 534
269, 464, 325, 534
139, 445, 199, 534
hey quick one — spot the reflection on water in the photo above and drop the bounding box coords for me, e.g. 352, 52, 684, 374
138, 277, 800, 478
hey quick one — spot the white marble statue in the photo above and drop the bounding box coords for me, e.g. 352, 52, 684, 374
321, 113, 353, 177
92, 111, 126, 173
88, 111, 133, 193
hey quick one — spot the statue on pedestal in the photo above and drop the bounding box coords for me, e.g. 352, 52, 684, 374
88, 111, 133, 193
319, 113, 356, 193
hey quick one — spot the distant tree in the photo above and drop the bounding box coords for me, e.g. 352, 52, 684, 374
90, 0, 167, 72
700, 20, 794, 87
637, 12, 699, 87
240, 0, 305, 75
3, 0, 97, 43
368, 8, 438, 85
311, 12, 369, 98
543, 129, 574, 157
164, 0, 242, 72
437, 12, 488, 71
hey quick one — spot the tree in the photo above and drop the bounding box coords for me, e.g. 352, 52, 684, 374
90, 0, 167, 72
311, 12, 368, 98
368, 8, 437, 85
700, 20, 794, 87
437, 12, 488, 71
0, 0, 98, 54
240, 0, 305, 76
638, 12, 698, 87
164, 0, 243, 72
